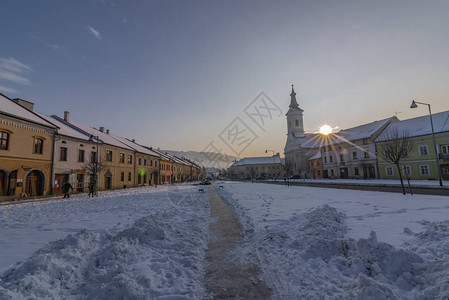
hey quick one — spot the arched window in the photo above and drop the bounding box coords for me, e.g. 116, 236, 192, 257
33, 138, 44, 154
0, 131, 9, 150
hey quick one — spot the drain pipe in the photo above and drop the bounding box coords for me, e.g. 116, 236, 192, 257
50, 130, 57, 195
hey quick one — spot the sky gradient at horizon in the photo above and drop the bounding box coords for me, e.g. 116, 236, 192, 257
1, 0, 449, 158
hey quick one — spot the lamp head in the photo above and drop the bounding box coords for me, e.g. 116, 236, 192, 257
410, 100, 418, 109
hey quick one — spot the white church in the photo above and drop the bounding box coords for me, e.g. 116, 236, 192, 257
283, 85, 315, 177
283, 85, 397, 179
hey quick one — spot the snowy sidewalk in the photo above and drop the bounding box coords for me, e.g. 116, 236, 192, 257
0, 185, 211, 299
205, 185, 270, 299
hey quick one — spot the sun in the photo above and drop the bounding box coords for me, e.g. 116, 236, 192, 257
319, 124, 333, 135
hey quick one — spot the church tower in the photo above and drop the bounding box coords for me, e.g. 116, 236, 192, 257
285, 85, 304, 150
284, 85, 310, 176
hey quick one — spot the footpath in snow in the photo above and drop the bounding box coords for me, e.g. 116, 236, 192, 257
217, 181, 449, 299
205, 185, 270, 298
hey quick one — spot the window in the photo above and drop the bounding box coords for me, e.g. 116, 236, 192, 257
354, 167, 359, 176
317, 160, 320, 166
91, 151, 97, 163
364, 151, 369, 159
0, 132, 9, 150
144, 159, 147, 166
150, 160, 153, 166
128, 154, 133, 164
318, 170, 321, 176
420, 165, 430, 175
329, 155, 333, 163
120, 153, 125, 163
78, 150, 85, 162
340, 154, 344, 162
352, 151, 358, 160
324, 156, 327, 163
441, 145, 449, 154
138, 174, 142, 184
363, 138, 368, 145
402, 147, 409, 157
386, 166, 394, 176
121, 172, 124, 181
138, 158, 142, 165
419, 145, 429, 156
295, 120, 299, 126
59, 147, 67, 161
155, 161, 157, 167
128, 172, 132, 181
331, 169, 335, 176
402, 165, 412, 176
33, 138, 43, 154
106, 150, 113, 161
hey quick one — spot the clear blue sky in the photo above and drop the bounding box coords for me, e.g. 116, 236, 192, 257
1, 0, 449, 157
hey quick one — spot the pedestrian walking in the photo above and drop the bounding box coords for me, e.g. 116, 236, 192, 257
88, 181, 95, 197
62, 182, 73, 198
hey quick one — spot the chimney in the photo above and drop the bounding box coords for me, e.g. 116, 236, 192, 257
12, 98, 34, 111
99, 127, 105, 133
64, 111, 70, 122
106, 129, 109, 134
132, 139, 135, 143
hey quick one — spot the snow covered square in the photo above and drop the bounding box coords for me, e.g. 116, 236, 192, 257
1, 182, 449, 299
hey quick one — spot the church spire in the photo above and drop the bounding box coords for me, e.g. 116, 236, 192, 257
289, 84, 300, 110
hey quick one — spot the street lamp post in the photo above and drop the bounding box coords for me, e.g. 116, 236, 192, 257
410, 100, 443, 186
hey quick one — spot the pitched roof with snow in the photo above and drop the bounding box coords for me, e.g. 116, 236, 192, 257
296, 117, 394, 148
0, 93, 56, 129
109, 134, 161, 157
232, 155, 282, 166
308, 152, 322, 160
36, 113, 92, 141
151, 148, 176, 162
375, 110, 449, 141
53, 116, 134, 150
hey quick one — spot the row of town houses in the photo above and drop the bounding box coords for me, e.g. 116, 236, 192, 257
0, 93, 203, 201
229, 86, 449, 182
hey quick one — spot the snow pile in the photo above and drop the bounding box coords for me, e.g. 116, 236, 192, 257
218, 183, 449, 299
0, 188, 210, 299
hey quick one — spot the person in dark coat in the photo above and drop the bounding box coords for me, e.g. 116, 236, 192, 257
62, 182, 73, 198
88, 181, 95, 197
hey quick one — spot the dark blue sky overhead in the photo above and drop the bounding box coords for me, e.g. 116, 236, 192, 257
1, 0, 449, 156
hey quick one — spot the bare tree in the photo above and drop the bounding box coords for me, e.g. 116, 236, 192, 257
284, 158, 294, 187
84, 154, 105, 196
250, 169, 256, 183
377, 128, 414, 195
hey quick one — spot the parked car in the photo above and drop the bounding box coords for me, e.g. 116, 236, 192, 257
200, 180, 211, 185
289, 175, 302, 179
256, 176, 267, 180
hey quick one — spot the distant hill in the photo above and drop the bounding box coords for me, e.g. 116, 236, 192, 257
161, 150, 238, 169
